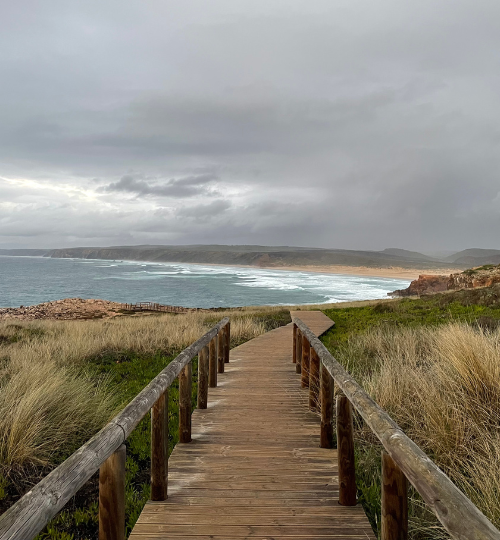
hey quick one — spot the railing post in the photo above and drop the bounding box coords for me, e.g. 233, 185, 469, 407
337, 395, 357, 506
217, 326, 225, 373
99, 444, 125, 540
197, 346, 209, 409
209, 335, 217, 387
309, 348, 320, 412
151, 390, 168, 501
301, 334, 310, 388
179, 362, 192, 443
295, 328, 302, 374
320, 363, 334, 448
292, 323, 297, 364
224, 321, 230, 363
382, 451, 408, 540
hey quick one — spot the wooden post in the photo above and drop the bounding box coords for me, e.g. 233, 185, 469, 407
217, 326, 225, 373
301, 335, 310, 388
337, 395, 357, 505
309, 348, 320, 412
295, 329, 302, 374
99, 444, 125, 540
382, 451, 408, 540
224, 321, 230, 363
179, 362, 192, 443
292, 323, 297, 363
151, 391, 168, 501
197, 346, 209, 409
320, 363, 334, 448
209, 335, 217, 388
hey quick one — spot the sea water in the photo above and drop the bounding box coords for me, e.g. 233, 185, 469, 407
0, 256, 410, 308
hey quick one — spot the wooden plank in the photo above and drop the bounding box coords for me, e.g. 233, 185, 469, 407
0, 318, 230, 540
294, 315, 500, 540
130, 314, 375, 540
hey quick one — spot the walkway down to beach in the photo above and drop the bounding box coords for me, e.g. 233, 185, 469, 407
130, 311, 375, 539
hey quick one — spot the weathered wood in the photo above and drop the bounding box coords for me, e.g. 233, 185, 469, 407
382, 451, 408, 540
320, 363, 334, 449
293, 316, 500, 540
309, 348, 320, 412
337, 395, 357, 506
0, 319, 231, 540
292, 323, 297, 364
209, 336, 217, 388
224, 321, 231, 363
301, 334, 310, 388
151, 391, 168, 501
179, 362, 192, 443
295, 328, 302, 374
197, 346, 209, 409
218, 326, 225, 373
99, 444, 125, 540
130, 312, 375, 540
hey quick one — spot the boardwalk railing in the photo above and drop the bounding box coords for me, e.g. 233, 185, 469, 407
0, 318, 231, 540
292, 316, 500, 540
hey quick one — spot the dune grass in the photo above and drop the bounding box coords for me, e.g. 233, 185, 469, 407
321, 293, 500, 538
0, 307, 290, 538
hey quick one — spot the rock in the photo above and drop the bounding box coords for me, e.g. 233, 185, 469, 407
390, 264, 500, 297
389, 274, 450, 297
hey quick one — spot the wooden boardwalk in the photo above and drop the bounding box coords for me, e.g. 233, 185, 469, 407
130, 311, 375, 539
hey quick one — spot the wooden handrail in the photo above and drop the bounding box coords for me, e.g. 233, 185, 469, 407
0, 317, 230, 540
292, 316, 500, 540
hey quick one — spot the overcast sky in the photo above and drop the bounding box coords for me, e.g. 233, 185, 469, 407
1, 1, 499, 251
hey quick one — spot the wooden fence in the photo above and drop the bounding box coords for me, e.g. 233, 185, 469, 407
292, 316, 500, 540
0, 318, 231, 540
120, 302, 194, 313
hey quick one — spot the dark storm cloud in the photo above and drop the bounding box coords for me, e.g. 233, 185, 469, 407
102, 173, 218, 198
1, 1, 500, 250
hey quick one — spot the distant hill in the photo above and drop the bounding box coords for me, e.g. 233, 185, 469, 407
381, 248, 437, 262
0, 249, 50, 256
445, 249, 500, 266
47, 244, 460, 270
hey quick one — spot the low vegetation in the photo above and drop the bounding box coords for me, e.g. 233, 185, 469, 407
321, 289, 500, 538
0, 307, 291, 539
3, 286, 500, 539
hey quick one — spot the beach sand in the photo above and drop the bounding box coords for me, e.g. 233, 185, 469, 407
265, 265, 460, 280
195, 262, 460, 281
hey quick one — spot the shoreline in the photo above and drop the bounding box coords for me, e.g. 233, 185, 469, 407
179, 261, 459, 281
44, 255, 459, 280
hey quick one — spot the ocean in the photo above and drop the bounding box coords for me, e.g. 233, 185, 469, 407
0, 256, 409, 308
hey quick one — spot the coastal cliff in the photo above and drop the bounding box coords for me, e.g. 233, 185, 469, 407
390, 264, 500, 296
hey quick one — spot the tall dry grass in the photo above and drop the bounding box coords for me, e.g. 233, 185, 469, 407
336, 322, 500, 533
0, 310, 271, 471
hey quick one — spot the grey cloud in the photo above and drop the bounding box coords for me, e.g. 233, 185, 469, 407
177, 199, 231, 218
1, 1, 500, 250
102, 173, 218, 198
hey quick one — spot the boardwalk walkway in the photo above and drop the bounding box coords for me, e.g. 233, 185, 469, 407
130, 311, 375, 539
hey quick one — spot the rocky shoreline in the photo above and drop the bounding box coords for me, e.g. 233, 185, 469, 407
0, 298, 130, 321
390, 264, 500, 297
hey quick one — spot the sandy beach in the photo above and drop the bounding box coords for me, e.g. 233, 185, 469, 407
264, 264, 460, 280
193, 262, 460, 281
